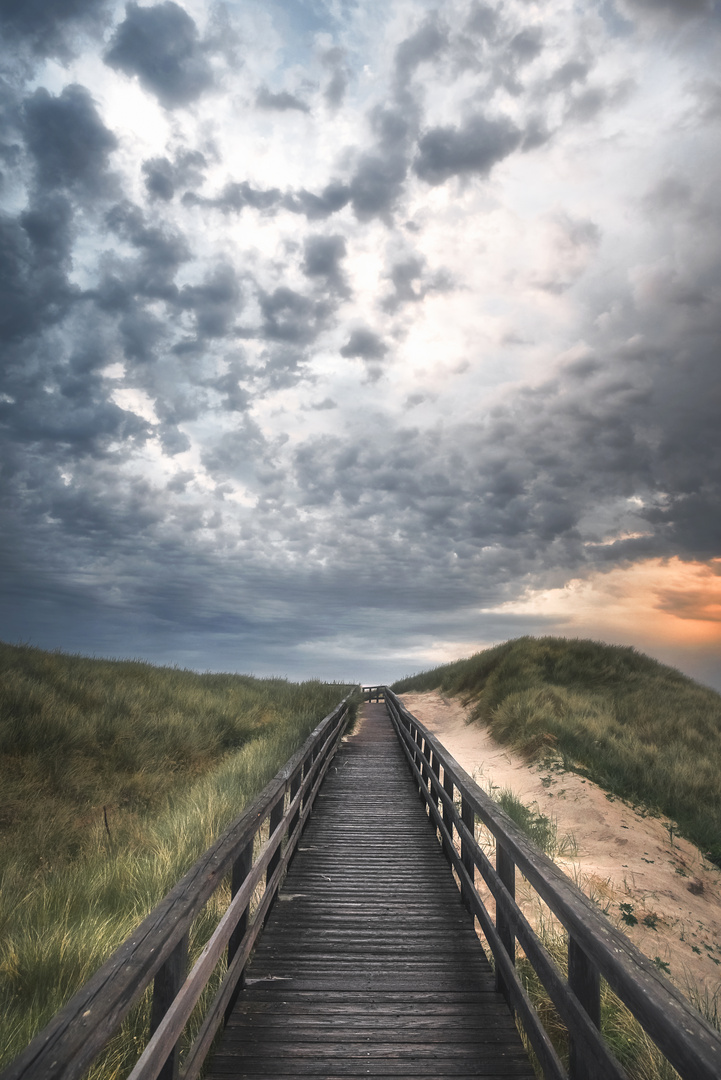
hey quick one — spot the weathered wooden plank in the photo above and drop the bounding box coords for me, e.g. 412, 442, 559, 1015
0, 696, 352, 1080
385, 688, 721, 1080
210, 703, 533, 1080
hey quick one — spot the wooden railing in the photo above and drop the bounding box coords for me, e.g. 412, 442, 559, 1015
2, 695, 354, 1080
384, 686, 721, 1080
362, 684, 385, 702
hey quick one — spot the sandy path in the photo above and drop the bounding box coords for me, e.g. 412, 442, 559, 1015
399, 690, 721, 1000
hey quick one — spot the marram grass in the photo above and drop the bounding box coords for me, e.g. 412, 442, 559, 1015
477, 782, 718, 1080
393, 635, 721, 864
0, 642, 355, 1073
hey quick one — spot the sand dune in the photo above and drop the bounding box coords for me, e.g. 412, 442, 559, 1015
399, 691, 721, 1000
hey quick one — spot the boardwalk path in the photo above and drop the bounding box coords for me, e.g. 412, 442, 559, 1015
209, 702, 534, 1079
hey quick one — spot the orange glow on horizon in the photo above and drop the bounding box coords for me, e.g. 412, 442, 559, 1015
485, 558, 721, 649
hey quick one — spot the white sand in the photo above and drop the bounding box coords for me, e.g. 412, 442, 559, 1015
399, 690, 721, 999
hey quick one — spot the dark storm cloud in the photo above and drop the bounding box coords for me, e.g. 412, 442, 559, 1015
0, 0, 112, 60
0, 195, 77, 344
105, 2, 213, 109
414, 113, 522, 185
24, 84, 118, 195
256, 86, 310, 113
142, 149, 206, 201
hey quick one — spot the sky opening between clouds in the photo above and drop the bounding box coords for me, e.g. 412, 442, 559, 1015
1, 0, 720, 687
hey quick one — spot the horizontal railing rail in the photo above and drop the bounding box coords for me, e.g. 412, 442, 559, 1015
2, 695, 354, 1080
383, 686, 721, 1080
361, 684, 385, 702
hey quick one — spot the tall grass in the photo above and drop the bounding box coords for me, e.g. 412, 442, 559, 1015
393, 636, 721, 864
0, 642, 355, 1071
475, 783, 716, 1079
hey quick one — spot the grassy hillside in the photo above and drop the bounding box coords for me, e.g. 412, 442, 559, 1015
392, 636, 721, 865
0, 642, 355, 1073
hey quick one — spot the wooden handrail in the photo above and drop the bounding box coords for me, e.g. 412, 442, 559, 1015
1, 695, 354, 1080
361, 685, 385, 701
383, 686, 721, 1080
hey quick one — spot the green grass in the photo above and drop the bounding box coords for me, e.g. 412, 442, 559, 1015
392, 635, 721, 864
472, 782, 717, 1079
0, 642, 355, 1073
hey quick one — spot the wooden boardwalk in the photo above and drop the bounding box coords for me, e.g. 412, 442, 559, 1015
209, 702, 534, 1079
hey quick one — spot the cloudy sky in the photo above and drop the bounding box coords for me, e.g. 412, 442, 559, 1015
1, 0, 720, 688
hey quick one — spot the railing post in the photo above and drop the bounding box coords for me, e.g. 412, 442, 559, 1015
430, 751, 440, 813
149, 932, 189, 1080
442, 767, 454, 862
266, 794, 285, 884
568, 937, 601, 1080
225, 838, 254, 1022
495, 842, 516, 1002
460, 796, 475, 912
301, 751, 313, 809
414, 727, 424, 797
289, 765, 302, 839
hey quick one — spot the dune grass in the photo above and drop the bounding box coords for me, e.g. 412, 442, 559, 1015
392, 636, 721, 865
474, 780, 717, 1079
0, 642, 355, 1072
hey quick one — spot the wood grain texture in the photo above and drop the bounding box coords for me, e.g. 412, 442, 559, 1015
1, 697, 351, 1080
384, 688, 721, 1080
209, 704, 534, 1080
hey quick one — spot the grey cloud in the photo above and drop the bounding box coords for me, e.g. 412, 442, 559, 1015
105, 2, 213, 109
260, 287, 323, 345
256, 86, 310, 113
349, 153, 408, 221
184, 180, 282, 214
347, 107, 414, 222
212, 364, 251, 413
322, 47, 348, 107
509, 27, 544, 65
105, 201, 191, 302
0, 0, 112, 60
24, 84, 118, 194
618, 0, 713, 24
382, 254, 453, 311
465, 2, 499, 40
340, 328, 387, 360
302, 234, 348, 294
414, 113, 521, 185
142, 149, 206, 201
310, 397, 337, 410
283, 181, 351, 220
179, 263, 242, 339
0, 196, 77, 344
546, 59, 590, 91
394, 16, 448, 87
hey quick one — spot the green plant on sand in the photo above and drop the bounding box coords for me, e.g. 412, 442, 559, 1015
393, 635, 721, 865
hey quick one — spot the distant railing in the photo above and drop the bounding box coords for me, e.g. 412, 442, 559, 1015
361, 685, 385, 702
2, 696, 354, 1080
383, 686, 721, 1080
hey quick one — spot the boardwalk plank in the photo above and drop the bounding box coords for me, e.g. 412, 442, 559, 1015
208, 704, 534, 1080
